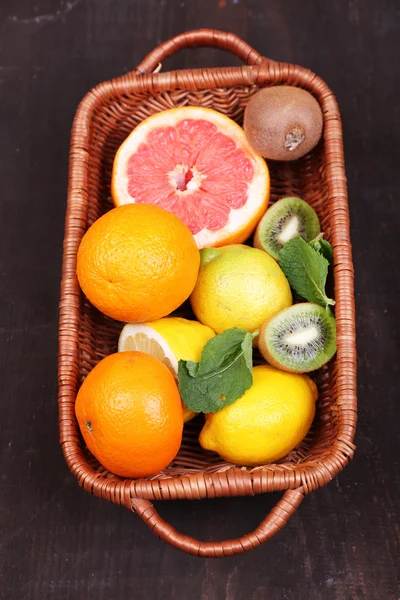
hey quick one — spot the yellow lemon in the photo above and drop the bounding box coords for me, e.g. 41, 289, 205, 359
118, 317, 215, 422
199, 364, 318, 466
190, 244, 292, 334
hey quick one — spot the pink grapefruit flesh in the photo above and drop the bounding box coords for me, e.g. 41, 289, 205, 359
112, 107, 270, 248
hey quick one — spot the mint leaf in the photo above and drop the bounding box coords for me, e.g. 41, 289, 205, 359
178, 328, 255, 413
280, 236, 335, 308
308, 234, 333, 264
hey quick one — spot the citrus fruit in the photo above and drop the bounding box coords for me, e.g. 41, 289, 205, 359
75, 351, 183, 478
190, 244, 292, 334
111, 107, 270, 248
118, 317, 215, 422
199, 364, 318, 466
76, 204, 200, 322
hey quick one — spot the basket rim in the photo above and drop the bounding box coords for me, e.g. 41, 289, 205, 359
59, 58, 357, 505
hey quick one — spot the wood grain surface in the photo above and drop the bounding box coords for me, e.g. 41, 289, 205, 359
0, 0, 399, 598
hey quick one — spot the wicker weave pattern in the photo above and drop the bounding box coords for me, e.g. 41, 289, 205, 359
59, 30, 357, 556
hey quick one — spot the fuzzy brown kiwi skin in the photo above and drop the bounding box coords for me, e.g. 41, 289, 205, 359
244, 86, 323, 161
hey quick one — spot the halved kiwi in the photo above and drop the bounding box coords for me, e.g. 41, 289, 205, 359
258, 303, 336, 373
254, 197, 320, 260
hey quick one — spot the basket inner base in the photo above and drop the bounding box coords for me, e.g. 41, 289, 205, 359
77, 85, 339, 481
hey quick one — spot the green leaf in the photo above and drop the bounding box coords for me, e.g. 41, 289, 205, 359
178, 328, 255, 414
280, 236, 335, 308
308, 234, 333, 263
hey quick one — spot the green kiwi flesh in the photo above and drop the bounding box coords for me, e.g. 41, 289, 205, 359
254, 197, 320, 260
259, 303, 336, 373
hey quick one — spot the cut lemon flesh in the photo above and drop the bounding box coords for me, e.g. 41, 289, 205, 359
119, 326, 178, 373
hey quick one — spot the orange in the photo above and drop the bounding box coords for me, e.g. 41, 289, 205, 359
112, 107, 270, 249
76, 204, 200, 322
75, 351, 183, 478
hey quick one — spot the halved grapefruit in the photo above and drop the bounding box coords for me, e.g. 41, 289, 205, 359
112, 107, 270, 248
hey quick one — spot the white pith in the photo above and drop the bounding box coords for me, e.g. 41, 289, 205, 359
284, 326, 319, 346
167, 164, 206, 194
278, 215, 299, 244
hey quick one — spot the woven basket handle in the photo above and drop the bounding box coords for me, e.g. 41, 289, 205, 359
136, 28, 264, 74
131, 487, 304, 557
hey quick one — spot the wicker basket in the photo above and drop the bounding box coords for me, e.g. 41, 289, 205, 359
59, 29, 357, 557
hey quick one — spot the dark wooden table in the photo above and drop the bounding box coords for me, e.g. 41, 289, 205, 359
1, 1, 399, 598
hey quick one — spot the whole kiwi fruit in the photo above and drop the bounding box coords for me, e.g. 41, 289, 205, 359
244, 86, 323, 161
